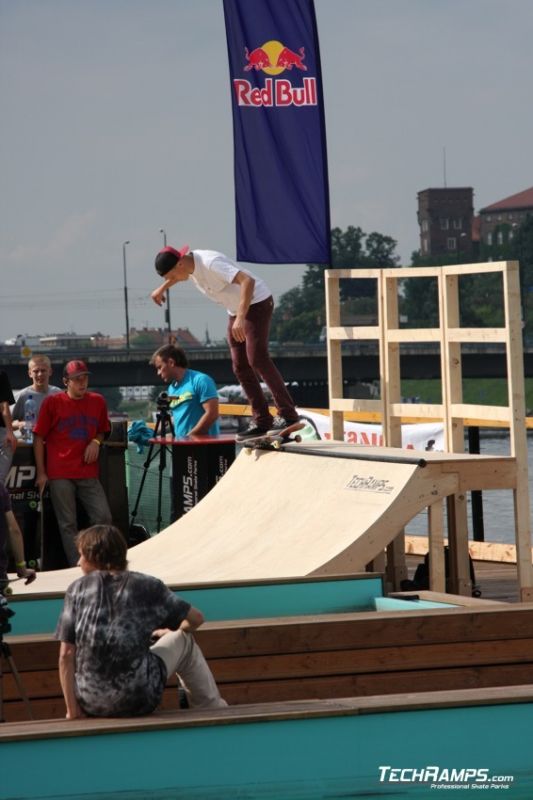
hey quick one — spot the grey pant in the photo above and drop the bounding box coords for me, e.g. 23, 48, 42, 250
150, 629, 227, 709
48, 478, 112, 566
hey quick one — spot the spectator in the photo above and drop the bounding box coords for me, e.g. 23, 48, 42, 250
56, 524, 226, 718
0, 482, 36, 588
11, 355, 62, 435
33, 360, 112, 567
0, 370, 17, 484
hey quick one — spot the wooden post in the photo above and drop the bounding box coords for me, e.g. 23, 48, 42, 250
382, 272, 407, 588
503, 263, 533, 600
325, 271, 344, 441
441, 271, 471, 596
428, 499, 446, 592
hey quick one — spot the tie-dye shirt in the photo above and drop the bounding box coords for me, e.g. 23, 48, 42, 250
56, 570, 190, 717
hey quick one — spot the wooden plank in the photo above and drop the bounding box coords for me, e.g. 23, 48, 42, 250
389, 403, 445, 418
324, 268, 382, 280
6, 661, 533, 725
4, 681, 533, 740
215, 663, 533, 706
442, 261, 510, 276
329, 398, 384, 412
9, 632, 533, 706
8, 605, 533, 673
450, 404, 510, 422
328, 326, 380, 340
387, 328, 441, 342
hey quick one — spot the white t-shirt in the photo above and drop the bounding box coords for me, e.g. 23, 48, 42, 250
190, 251, 271, 315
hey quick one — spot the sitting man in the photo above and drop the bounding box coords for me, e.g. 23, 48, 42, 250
11, 355, 62, 436
56, 524, 226, 718
150, 344, 219, 437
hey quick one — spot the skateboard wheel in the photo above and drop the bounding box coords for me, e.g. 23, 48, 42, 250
245, 447, 252, 455
293, 435, 302, 443
273, 440, 282, 449
4, 586, 13, 595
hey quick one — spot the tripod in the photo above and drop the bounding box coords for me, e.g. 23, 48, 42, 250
0, 630, 34, 722
130, 402, 175, 536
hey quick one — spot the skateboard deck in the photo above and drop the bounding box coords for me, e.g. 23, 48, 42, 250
242, 421, 305, 452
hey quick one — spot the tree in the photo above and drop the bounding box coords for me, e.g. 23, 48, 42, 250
403, 250, 504, 328
271, 226, 400, 342
403, 215, 533, 330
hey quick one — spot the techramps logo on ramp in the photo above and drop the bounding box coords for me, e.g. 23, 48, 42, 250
345, 475, 394, 494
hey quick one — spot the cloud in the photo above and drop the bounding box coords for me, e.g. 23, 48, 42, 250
7, 210, 97, 264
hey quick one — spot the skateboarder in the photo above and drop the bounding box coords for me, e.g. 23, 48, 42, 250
151, 247, 299, 441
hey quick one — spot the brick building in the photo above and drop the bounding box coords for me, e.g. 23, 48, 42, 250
478, 186, 533, 249
417, 187, 474, 258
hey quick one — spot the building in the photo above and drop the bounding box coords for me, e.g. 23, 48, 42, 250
129, 327, 202, 348
417, 187, 475, 259
478, 186, 533, 249
36, 332, 108, 350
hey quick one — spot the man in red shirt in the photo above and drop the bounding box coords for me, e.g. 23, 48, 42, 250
34, 360, 112, 566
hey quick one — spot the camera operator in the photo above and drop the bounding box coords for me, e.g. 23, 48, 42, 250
150, 345, 219, 437
0, 482, 36, 588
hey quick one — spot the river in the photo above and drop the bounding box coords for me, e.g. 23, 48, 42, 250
406, 434, 532, 544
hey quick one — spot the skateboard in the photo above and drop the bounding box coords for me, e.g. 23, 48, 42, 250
242, 421, 305, 453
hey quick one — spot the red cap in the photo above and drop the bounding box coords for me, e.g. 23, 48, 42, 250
64, 360, 91, 379
159, 245, 189, 260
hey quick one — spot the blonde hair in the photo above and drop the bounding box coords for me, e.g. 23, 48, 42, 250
29, 355, 52, 369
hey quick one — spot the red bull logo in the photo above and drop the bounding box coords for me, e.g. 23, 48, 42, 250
234, 39, 317, 108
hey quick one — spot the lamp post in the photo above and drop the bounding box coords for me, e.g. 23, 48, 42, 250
159, 228, 172, 343
122, 240, 131, 354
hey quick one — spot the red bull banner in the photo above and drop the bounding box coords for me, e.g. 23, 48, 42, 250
223, 0, 331, 264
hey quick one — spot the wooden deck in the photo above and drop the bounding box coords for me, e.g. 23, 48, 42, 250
406, 554, 519, 602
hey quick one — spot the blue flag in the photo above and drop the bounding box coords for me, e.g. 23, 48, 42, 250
223, 0, 331, 264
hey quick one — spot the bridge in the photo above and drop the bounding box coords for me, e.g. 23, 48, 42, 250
3, 343, 532, 396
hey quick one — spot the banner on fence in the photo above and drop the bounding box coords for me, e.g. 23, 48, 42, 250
299, 409, 445, 451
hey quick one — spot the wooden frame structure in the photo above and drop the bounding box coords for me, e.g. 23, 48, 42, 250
325, 261, 532, 600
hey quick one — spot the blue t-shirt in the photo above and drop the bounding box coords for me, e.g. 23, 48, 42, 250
167, 369, 219, 437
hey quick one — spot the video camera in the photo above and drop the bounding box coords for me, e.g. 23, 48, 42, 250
0, 594, 15, 636
156, 391, 171, 410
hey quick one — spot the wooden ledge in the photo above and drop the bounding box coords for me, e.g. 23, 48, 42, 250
3, 684, 533, 743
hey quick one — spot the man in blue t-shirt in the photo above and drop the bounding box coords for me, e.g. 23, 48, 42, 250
150, 345, 219, 437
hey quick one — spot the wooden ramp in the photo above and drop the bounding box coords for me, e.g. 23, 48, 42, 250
11, 441, 516, 596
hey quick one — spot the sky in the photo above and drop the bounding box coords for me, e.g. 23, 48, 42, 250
1, 0, 532, 345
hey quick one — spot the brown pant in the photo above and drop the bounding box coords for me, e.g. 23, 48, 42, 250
227, 296, 298, 429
